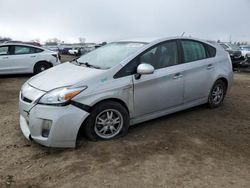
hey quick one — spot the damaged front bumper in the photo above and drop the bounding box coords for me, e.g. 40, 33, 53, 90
19, 87, 89, 148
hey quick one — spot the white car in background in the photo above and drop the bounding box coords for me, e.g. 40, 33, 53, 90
240, 46, 250, 58
68, 48, 80, 55
0, 43, 61, 75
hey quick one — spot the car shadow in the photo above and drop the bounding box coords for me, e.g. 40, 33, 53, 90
0, 74, 33, 79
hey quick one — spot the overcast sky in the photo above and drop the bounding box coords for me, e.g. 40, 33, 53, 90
0, 0, 249, 43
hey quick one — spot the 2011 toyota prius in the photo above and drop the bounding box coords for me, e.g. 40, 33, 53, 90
19, 37, 233, 148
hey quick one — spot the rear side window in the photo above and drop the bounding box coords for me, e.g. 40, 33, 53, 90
0, 46, 9, 55
14, 46, 31, 55
181, 40, 206, 63
14, 46, 44, 55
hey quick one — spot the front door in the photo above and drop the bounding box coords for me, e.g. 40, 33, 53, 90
133, 40, 184, 117
0, 45, 11, 74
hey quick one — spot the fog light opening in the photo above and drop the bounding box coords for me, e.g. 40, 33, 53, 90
41, 119, 52, 138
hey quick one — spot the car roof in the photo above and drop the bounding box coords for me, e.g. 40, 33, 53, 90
118, 36, 211, 44
0, 43, 45, 49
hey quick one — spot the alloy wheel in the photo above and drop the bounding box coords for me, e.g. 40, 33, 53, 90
94, 109, 123, 139
211, 85, 224, 105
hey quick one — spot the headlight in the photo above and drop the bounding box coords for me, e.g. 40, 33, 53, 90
38, 86, 87, 105
21, 81, 29, 92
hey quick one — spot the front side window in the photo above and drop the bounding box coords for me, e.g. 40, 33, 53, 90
181, 40, 206, 63
139, 40, 179, 69
14, 46, 32, 55
76, 42, 146, 69
114, 40, 179, 78
0, 46, 9, 55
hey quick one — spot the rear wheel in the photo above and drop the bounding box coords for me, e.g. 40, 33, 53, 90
208, 80, 226, 108
83, 101, 129, 141
34, 62, 50, 74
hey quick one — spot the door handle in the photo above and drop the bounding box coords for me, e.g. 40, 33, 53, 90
173, 73, 183, 79
207, 64, 214, 70
30, 56, 36, 58
2, 57, 8, 59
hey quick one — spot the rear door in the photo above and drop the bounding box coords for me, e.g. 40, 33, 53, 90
0, 45, 12, 74
8, 45, 39, 73
180, 40, 216, 103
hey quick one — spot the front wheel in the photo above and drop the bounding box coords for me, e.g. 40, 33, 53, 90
83, 101, 129, 141
208, 80, 226, 108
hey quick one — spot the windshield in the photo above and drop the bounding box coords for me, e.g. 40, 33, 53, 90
76, 42, 146, 69
227, 44, 240, 51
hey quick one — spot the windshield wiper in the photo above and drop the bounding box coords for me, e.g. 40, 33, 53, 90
78, 62, 101, 69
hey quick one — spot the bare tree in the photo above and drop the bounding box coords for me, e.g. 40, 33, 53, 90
79, 37, 86, 44
0, 36, 12, 43
31, 38, 41, 43
45, 38, 61, 45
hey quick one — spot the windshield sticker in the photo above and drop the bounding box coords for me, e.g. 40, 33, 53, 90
101, 77, 108, 83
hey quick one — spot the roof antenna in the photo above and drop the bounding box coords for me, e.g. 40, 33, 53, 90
181, 32, 185, 37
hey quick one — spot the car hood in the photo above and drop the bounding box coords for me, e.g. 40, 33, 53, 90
28, 62, 104, 91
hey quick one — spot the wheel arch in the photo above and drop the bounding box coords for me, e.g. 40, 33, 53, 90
33, 60, 53, 72
216, 77, 228, 90
76, 97, 130, 145
91, 98, 130, 114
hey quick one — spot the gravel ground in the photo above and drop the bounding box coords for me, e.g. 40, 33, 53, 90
0, 57, 250, 188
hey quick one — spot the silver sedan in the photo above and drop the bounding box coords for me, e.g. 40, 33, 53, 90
19, 37, 233, 148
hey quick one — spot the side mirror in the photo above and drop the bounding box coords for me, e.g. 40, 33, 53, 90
137, 63, 154, 75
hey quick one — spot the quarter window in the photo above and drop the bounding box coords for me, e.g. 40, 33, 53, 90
31, 47, 43, 53
205, 44, 216, 58
0, 46, 9, 55
14, 46, 31, 55
181, 40, 206, 63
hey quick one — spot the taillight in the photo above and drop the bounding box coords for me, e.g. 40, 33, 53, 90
52, 54, 57, 58
52, 54, 60, 62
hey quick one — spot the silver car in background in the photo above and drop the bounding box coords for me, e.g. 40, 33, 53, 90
19, 37, 233, 148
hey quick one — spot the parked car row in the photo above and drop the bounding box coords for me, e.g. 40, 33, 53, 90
218, 42, 250, 70
240, 45, 250, 58
44, 45, 100, 56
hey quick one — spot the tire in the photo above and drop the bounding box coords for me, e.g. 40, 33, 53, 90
83, 101, 129, 141
34, 62, 50, 74
208, 80, 227, 108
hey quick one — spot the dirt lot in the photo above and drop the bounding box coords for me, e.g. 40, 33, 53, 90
0, 57, 250, 187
